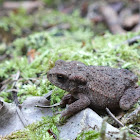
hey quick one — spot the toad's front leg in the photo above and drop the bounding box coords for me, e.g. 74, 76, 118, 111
60, 93, 76, 108
61, 93, 90, 118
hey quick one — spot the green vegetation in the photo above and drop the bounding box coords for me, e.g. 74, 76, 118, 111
76, 130, 100, 140
0, 8, 140, 140
0, 8, 32, 42
1, 30, 140, 78
1, 30, 140, 103
0, 9, 91, 42
3, 115, 60, 140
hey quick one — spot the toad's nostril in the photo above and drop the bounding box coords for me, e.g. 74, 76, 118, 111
47, 72, 52, 78
49, 74, 53, 77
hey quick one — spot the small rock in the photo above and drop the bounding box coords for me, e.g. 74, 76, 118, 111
58, 108, 119, 140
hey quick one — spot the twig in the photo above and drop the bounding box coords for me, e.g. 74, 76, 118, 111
47, 129, 57, 140
6, 89, 19, 93
12, 71, 20, 88
35, 102, 60, 108
43, 90, 53, 99
11, 71, 28, 127
12, 71, 20, 106
115, 35, 140, 49
106, 108, 140, 138
16, 106, 28, 127
0, 78, 12, 92
106, 108, 124, 127
0, 78, 12, 85
99, 5, 125, 34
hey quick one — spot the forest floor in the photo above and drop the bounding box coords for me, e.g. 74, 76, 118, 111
0, 0, 140, 139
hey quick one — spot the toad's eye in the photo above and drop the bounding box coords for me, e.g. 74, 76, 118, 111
57, 74, 67, 83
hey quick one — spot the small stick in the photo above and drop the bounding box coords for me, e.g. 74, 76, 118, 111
35, 102, 60, 108
106, 108, 124, 127
12, 71, 28, 127
106, 108, 140, 138
12, 71, 20, 106
115, 35, 140, 49
6, 89, 19, 93
43, 90, 53, 99
99, 5, 125, 34
47, 129, 57, 140
16, 106, 28, 127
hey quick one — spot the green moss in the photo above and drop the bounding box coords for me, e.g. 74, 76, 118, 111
33, 10, 91, 31
50, 87, 65, 105
1, 30, 140, 103
76, 130, 100, 140
0, 92, 12, 103
0, 11, 140, 139
0, 8, 32, 36
3, 115, 60, 140
0, 9, 91, 42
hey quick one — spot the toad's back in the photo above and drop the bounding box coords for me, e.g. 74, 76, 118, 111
86, 66, 138, 109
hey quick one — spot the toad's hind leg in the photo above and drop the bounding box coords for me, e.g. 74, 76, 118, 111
119, 87, 140, 110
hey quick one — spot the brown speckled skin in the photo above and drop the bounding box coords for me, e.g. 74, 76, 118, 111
47, 60, 140, 117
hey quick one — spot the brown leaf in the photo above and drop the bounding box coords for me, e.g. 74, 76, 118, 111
27, 49, 40, 63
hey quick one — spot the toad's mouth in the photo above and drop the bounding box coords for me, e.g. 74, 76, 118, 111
68, 87, 78, 93
59, 85, 76, 93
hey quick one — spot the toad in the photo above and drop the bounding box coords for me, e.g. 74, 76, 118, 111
47, 60, 140, 118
